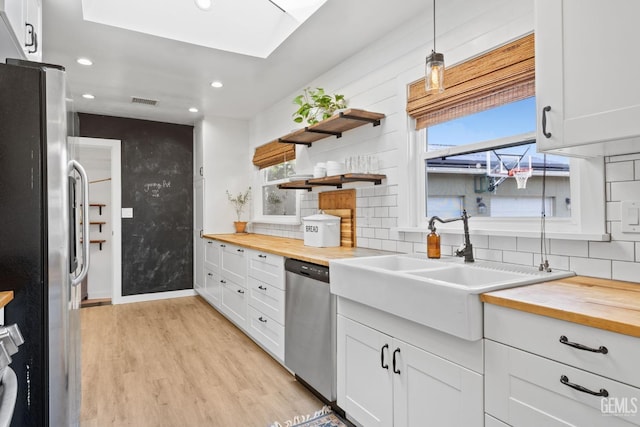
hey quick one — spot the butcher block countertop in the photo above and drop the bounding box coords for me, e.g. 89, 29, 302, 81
481, 276, 640, 338
0, 291, 14, 309
203, 233, 395, 266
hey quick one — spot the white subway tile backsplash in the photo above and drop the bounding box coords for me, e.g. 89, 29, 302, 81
440, 233, 464, 247
397, 241, 413, 254
360, 187, 375, 197
368, 239, 383, 250
589, 241, 635, 261
503, 251, 534, 266
488, 236, 517, 251
517, 237, 549, 253
610, 181, 640, 202
612, 261, 640, 282
369, 196, 383, 207
637, 242, 640, 262
543, 254, 570, 272
606, 201, 622, 222
550, 239, 588, 257
388, 228, 400, 241
388, 185, 399, 195
609, 221, 640, 242
609, 153, 640, 162
636, 160, 640, 180
357, 197, 370, 208
362, 228, 375, 238
374, 186, 389, 196
382, 217, 397, 229
413, 242, 427, 254
383, 195, 398, 207
381, 240, 398, 252
469, 234, 489, 249
570, 257, 611, 279
374, 207, 389, 218
606, 182, 612, 202
369, 217, 382, 228
606, 161, 635, 182
375, 228, 389, 240
389, 206, 399, 218
474, 248, 502, 262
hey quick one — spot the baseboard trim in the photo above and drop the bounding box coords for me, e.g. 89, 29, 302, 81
113, 289, 196, 305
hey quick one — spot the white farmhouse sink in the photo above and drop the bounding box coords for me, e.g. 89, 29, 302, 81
329, 254, 574, 341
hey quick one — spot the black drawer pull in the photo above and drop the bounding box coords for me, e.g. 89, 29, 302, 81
258, 254, 267, 259
380, 344, 389, 370
220, 244, 226, 248
392, 348, 401, 375
258, 316, 267, 323
559, 336, 608, 354
220, 279, 226, 284
237, 248, 244, 253
237, 289, 245, 294
207, 241, 212, 245
542, 105, 552, 138
207, 273, 213, 277
258, 285, 267, 291
560, 375, 608, 397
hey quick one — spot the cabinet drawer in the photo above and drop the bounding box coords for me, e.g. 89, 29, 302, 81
220, 278, 247, 328
204, 240, 220, 271
247, 250, 284, 289
486, 340, 640, 426
220, 243, 246, 285
485, 304, 640, 387
247, 276, 285, 324
203, 268, 221, 308
485, 414, 509, 427
247, 305, 284, 361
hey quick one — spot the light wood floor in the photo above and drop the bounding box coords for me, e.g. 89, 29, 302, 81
80, 296, 323, 427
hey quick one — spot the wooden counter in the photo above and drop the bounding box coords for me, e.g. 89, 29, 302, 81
0, 291, 14, 309
481, 276, 640, 338
203, 233, 395, 266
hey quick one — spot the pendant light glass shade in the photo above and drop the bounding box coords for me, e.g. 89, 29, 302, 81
425, 50, 445, 93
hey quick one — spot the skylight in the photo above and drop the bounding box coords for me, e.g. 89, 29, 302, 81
80, 0, 327, 58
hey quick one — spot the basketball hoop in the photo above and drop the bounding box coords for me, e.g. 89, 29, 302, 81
511, 168, 533, 189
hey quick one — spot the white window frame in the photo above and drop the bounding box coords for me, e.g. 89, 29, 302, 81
405, 127, 609, 241
251, 162, 301, 225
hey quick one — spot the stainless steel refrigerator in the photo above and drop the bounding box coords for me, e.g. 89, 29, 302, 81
0, 59, 89, 426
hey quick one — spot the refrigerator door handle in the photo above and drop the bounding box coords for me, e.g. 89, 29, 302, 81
69, 160, 90, 287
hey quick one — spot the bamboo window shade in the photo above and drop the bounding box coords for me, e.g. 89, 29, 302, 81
252, 140, 296, 169
407, 33, 535, 130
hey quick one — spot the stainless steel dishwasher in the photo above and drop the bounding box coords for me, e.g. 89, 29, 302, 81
285, 258, 336, 403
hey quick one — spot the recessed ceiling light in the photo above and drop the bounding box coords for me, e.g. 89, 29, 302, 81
189, 107, 199, 113
77, 57, 93, 66
194, 0, 212, 11
82, 94, 95, 99
210, 81, 223, 88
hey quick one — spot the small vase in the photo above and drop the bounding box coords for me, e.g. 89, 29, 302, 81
234, 221, 248, 234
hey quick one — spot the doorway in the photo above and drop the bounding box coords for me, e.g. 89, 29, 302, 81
72, 137, 122, 305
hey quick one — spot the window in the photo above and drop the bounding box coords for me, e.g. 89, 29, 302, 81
423, 97, 571, 220
261, 160, 297, 217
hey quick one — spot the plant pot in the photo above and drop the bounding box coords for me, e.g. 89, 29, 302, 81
234, 221, 248, 234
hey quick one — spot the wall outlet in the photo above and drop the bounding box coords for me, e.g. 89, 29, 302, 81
121, 208, 134, 218
620, 201, 640, 233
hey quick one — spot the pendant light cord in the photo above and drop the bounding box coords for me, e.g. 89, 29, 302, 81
433, 0, 437, 52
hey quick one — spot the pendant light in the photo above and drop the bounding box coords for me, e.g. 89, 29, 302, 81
425, 0, 445, 93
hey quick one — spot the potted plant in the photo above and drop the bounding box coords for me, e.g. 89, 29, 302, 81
292, 87, 347, 126
226, 187, 251, 233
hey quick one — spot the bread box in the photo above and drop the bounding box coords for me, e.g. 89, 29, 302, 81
303, 212, 341, 247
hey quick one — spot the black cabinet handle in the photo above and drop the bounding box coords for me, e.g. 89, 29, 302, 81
25, 23, 38, 53
207, 273, 213, 277
258, 285, 267, 291
380, 344, 389, 370
237, 248, 244, 253
237, 289, 245, 294
199, 166, 203, 176
220, 280, 226, 284
221, 244, 226, 248
258, 316, 267, 323
559, 336, 608, 354
560, 375, 608, 397
392, 348, 401, 374
258, 254, 267, 258
542, 105, 552, 138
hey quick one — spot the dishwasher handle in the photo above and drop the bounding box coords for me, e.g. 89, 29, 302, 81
285, 258, 330, 283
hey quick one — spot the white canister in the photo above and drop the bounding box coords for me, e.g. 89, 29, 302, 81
302, 213, 341, 247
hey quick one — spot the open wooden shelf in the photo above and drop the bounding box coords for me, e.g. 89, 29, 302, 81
278, 173, 386, 191
277, 109, 385, 147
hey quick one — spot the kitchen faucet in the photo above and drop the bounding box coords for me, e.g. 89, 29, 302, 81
428, 209, 474, 263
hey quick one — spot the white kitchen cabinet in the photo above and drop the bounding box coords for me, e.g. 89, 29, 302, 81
535, 0, 640, 157
193, 179, 204, 292
247, 249, 284, 288
202, 268, 221, 308
246, 305, 284, 361
337, 314, 483, 427
0, 0, 40, 61
247, 276, 284, 324
485, 304, 640, 426
220, 276, 247, 327
204, 239, 220, 271
220, 243, 246, 286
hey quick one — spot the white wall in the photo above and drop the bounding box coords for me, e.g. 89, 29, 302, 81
247, 0, 640, 283
197, 115, 251, 233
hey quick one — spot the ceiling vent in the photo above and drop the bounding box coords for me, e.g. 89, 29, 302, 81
131, 96, 158, 106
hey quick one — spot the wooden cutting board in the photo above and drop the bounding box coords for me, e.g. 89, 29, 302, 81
323, 209, 353, 248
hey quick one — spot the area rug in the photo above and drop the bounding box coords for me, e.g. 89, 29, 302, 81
270, 406, 349, 427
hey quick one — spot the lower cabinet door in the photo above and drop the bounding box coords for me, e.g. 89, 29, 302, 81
485, 340, 640, 426
393, 339, 483, 427
220, 278, 247, 328
247, 305, 284, 361
337, 315, 393, 427
485, 414, 510, 427
204, 268, 221, 308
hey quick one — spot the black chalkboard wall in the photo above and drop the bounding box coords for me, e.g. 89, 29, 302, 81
78, 113, 193, 296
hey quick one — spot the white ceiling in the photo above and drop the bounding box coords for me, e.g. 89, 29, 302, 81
43, 0, 430, 125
